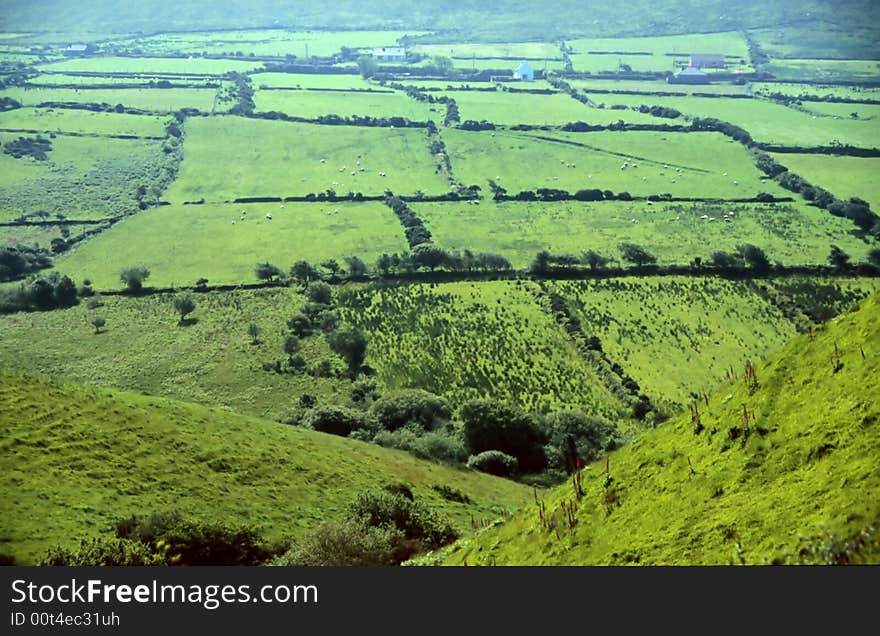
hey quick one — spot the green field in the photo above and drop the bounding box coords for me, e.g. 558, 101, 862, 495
764, 59, 880, 83
444, 90, 659, 125
751, 82, 880, 101
568, 78, 750, 95
548, 277, 798, 405
410, 42, 562, 60
52, 202, 409, 289
413, 200, 874, 268
770, 153, 880, 211
105, 30, 425, 58
439, 291, 880, 565
583, 93, 880, 147
0, 133, 173, 222
0, 106, 169, 137
2, 86, 221, 112
567, 31, 752, 73
339, 280, 631, 421
37, 56, 265, 75
442, 128, 790, 198
800, 101, 880, 121
749, 24, 880, 61
0, 288, 355, 422
253, 88, 439, 121
0, 223, 101, 250
164, 116, 449, 202
251, 72, 376, 90
0, 369, 531, 563
29, 73, 219, 86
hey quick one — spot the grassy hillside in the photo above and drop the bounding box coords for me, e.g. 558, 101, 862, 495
0, 371, 532, 564
437, 291, 880, 565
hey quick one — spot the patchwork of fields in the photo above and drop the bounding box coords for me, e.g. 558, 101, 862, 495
1, 14, 879, 568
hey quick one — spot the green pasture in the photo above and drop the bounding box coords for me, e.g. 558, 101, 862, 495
29, 73, 218, 86
568, 78, 750, 95
164, 116, 448, 202
567, 31, 752, 73
2, 86, 221, 112
339, 280, 631, 420
442, 128, 790, 198
253, 88, 439, 121
0, 369, 531, 563
0, 133, 172, 222
770, 153, 880, 211
0, 288, 351, 424
749, 25, 880, 62
583, 93, 880, 147
37, 56, 265, 75
410, 42, 562, 60
549, 277, 797, 404
0, 223, 100, 250
444, 90, 659, 125
251, 72, 376, 90
0, 106, 168, 137
800, 101, 880, 121
52, 202, 408, 289
413, 200, 874, 268
106, 30, 425, 58
750, 82, 880, 101
764, 59, 880, 83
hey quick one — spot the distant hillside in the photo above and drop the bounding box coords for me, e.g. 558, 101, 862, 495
1, 0, 877, 42
0, 372, 531, 564
437, 291, 880, 565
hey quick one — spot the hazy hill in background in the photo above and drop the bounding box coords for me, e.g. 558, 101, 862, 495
2, 0, 879, 44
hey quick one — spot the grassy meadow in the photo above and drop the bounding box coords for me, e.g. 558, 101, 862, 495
770, 154, 880, 211
253, 88, 439, 121
37, 56, 265, 75
52, 202, 409, 288
164, 116, 449, 202
583, 94, 880, 148
251, 72, 377, 90
0, 370, 531, 563
0, 106, 169, 137
0, 133, 173, 222
442, 128, 790, 198
2, 86, 221, 112
413, 200, 874, 268
339, 280, 632, 421
445, 90, 660, 126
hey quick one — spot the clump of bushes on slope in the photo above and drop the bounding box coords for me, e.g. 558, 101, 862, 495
271, 488, 457, 566
41, 511, 279, 566
0, 271, 81, 313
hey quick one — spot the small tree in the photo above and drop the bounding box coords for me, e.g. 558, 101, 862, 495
868, 248, 880, 270
321, 259, 341, 278
582, 249, 610, 270
173, 293, 196, 324
255, 262, 282, 282
344, 256, 368, 278
91, 316, 106, 334
619, 243, 657, 267
287, 314, 312, 337
283, 334, 301, 363
828, 245, 851, 270
328, 328, 368, 377
247, 323, 261, 344
120, 266, 150, 293
735, 243, 771, 275
306, 281, 332, 305
290, 260, 321, 286
357, 55, 379, 79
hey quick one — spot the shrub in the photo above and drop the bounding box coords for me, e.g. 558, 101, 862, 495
270, 519, 403, 566
40, 538, 166, 566
460, 399, 547, 471
347, 490, 457, 547
467, 450, 518, 477
369, 389, 451, 431
114, 511, 272, 566
372, 425, 468, 464
301, 406, 370, 437
542, 410, 620, 471
119, 265, 150, 293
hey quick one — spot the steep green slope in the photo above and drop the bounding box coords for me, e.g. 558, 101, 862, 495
0, 372, 531, 564
438, 292, 880, 565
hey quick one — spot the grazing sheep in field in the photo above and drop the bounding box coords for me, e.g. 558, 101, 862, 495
351, 171, 356, 176
319, 159, 325, 163
266, 213, 272, 220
